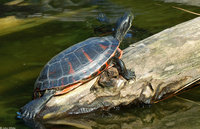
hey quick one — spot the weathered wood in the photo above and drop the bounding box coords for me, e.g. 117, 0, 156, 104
39, 17, 200, 120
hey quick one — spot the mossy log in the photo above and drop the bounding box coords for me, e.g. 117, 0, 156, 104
38, 17, 200, 120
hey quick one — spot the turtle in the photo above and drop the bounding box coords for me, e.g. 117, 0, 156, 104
18, 11, 135, 120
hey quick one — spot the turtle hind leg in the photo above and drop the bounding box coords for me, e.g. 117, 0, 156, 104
19, 89, 55, 120
113, 57, 135, 80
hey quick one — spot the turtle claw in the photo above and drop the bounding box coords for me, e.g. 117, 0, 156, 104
21, 107, 38, 120
22, 110, 30, 120
123, 69, 136, 81
19, 100, 40, 120
31, 112, 37, 119
16, 112, 22, 119
33, 113, 36, 118
22, 110, 27, 117
25, 112, 30, 119
21, 110, 35, 120
17, 111, 21, 115
29, 113, 33, 120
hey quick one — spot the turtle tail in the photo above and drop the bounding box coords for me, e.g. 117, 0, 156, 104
114, 11, 134, 42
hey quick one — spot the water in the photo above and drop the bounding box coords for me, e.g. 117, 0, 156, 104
0, 0, 199, 128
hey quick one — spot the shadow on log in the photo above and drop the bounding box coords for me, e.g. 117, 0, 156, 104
29, 17, 200, 128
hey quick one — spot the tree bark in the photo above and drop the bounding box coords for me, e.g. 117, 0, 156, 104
39, 17, 200, 120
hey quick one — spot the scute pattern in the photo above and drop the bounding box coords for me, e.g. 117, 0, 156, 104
38, 66, 48, 81
49, 62, 62, 79
35, 36, 119, 91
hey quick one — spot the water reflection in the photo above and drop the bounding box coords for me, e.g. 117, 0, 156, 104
24, 96, 200, 129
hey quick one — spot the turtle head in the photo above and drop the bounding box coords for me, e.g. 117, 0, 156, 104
115, 11, 134, 42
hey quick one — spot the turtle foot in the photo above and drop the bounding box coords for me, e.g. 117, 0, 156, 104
123, 69, 136, 80
19, 99, 42, 120
18, 90, 55, 120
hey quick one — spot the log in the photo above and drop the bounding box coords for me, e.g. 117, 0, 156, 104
38, 17, 200, 120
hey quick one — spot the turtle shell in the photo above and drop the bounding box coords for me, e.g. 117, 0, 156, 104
34, 36, 119, 91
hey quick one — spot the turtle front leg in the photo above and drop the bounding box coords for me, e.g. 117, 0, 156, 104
113, 57, 135, 80
18, 89, 55, 120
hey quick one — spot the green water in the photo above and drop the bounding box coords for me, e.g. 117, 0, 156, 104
0, 0, 199, 128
